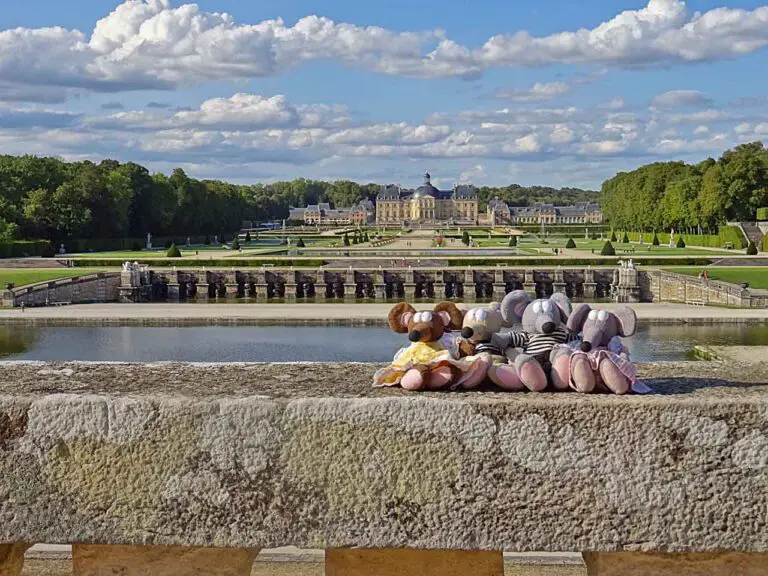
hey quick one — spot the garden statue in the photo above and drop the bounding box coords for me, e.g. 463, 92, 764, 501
146, 233, 152, 250
59, 243, 66, 255
669, 229, 675, 248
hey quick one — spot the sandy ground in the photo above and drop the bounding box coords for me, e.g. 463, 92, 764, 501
2, 302, 768, 323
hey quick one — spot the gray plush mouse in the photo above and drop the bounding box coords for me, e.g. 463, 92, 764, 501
494, 290, 579, 391
551, 304, 646, 394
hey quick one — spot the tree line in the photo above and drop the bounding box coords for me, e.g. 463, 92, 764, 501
0, 154, 597, 243
601, 141, 768, 233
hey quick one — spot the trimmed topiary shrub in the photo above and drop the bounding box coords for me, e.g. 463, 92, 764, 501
565, 238, 576, 249
343, 234, 350, 246
600, 241, 616, 256
231, 238, 240, 251
166, 243, 182, 258
622, 233, 629, 243
652, 232, 660, 246
245, 231, 252, 243
509, 235, 517, 247
204, 235, 211, 245
676, 236, 686, 248
296, 237, 306, 248
610, 231, 617, 242
746, 240, 758, 255
462, 230, 470, 245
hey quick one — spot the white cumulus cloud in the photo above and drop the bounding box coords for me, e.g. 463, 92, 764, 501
0, 0, 767, 101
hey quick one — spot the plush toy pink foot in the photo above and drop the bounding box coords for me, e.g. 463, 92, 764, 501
549, 347, 571, 391
426, 365, 456, 390
598, 360, 631, 395
459, 356, 492, 389
401, 368, 426, 390
488, 364, 524, 391
514, 354, 548, 392
569, 352, 596, 393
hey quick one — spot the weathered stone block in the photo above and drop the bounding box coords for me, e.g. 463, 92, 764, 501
0, 361, 766, 553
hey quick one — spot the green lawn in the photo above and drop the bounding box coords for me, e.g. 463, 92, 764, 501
0, 268, 113, 289
665, 267, 768, 289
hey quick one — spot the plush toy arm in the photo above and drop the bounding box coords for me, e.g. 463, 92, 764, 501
506, 331, 530, 348
457, 338, 475, 357
607, 336, 628, 356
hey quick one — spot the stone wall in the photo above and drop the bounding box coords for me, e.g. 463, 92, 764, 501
642, 270, 752, 306
0, 361, 766, 553
2, 273, 120, 307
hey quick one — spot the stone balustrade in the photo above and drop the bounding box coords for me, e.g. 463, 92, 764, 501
0, 361, 766, 575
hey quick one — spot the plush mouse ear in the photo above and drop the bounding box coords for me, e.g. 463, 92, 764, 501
549, 293, 573, 321
388, 302, 415, 333
567, 303, 591, 333
500, 290, 531, 327
614, 306, 637, 337
433, 301, 464, 331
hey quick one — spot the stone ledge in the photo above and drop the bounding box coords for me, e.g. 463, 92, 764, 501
0, 362, 766, 553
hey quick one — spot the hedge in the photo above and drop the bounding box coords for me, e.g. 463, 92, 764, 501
62, 236, 211, 253
71, 258, 328, 268
620, 227, 747, 249
757, 207, 768, 221
0, 240, 53, 258
445, 257, 713, 266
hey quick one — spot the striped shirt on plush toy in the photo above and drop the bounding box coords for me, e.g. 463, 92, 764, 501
507, 327, 580, 363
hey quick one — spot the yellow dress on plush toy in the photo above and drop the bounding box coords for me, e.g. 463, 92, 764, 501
391, 340, 452, 367
374, 332, 469, 387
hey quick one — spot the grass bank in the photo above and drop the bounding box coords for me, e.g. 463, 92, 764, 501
664, 267, 768, 289
0, 268, 115, 289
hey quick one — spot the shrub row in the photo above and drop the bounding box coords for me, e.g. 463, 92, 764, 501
71, 258, 328, 268
0, 240, 54, 258
617, 227, 747, 249
446, 257, 713, 267
757, 207, 768, 221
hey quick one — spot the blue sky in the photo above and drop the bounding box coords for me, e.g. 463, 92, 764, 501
1, 0, 767, 190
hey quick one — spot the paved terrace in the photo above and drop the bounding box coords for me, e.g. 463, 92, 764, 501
2, 302, 768, 325
1, 359, 767, 575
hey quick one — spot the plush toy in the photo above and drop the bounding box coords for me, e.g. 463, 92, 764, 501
551, 304, 651, 394
458, 302, 524, 389
373, 301, 489, 390
496, 290, 579, 391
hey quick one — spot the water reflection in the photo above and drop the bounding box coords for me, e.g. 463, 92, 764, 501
0, 326, 35, 357
0, 323, 766, 363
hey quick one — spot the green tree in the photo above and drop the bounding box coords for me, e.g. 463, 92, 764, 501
565, 238, 576, 248
601, 241, 615, 256
166, 243, 182, 257
462, 230, 470, 245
